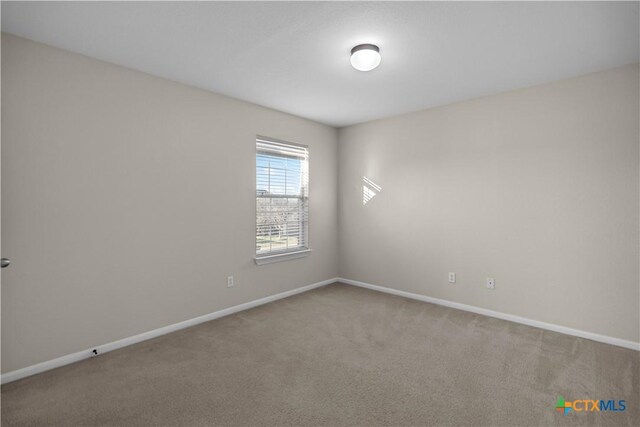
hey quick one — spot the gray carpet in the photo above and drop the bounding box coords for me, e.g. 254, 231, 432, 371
2, 283, 638, 426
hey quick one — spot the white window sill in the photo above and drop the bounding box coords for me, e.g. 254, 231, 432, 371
255, 249, 312, 265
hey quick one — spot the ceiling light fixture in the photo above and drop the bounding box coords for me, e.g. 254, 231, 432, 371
350, 44, 381, 72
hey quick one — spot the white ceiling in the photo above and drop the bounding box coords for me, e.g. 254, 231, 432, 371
2, 1, 638, 127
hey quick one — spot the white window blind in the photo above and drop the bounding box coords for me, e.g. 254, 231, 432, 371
256, 138, 309, 258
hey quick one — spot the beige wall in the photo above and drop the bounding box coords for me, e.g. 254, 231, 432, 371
2, 33, 638, 374
1, 34, 338, 373
338, 64, 640, 343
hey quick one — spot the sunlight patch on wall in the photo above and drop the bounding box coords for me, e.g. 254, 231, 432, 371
363, 176, 382, 205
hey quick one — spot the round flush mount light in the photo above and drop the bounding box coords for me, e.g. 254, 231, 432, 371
350, 44, 381, 71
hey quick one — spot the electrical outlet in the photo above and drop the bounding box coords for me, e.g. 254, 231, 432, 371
448, 272, 456, 283
486, 278, 495, 290
227, 276, 234, 288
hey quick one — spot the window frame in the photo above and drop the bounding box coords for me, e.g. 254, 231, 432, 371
254, 136, 310, 265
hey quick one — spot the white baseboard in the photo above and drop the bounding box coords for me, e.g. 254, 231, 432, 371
1, 277, 338, 385
5, 276, 635, 385
338, 277, 640, 351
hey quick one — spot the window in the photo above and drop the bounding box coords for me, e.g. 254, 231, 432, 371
255, 137, 309, 264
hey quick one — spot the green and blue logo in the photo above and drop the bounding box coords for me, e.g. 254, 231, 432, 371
555, 396, 626, 415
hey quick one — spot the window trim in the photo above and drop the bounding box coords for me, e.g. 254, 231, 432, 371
254, 248, 312, 265
255, 136, 310, 264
